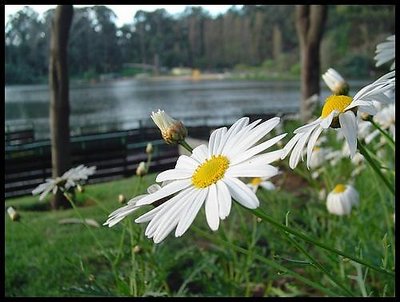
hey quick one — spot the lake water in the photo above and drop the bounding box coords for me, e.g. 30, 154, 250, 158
5, 78, 368, 140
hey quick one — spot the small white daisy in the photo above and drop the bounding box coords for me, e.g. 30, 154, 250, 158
281, 71, 395, 169
105, 117, 286, 243
247, 177, 276, 193
326, 184, 359, 216
374, 35, 395, 70
32, 165, 96, 201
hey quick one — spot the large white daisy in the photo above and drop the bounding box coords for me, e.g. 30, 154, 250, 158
281, 70, 395, 169
105, 117, 286, 243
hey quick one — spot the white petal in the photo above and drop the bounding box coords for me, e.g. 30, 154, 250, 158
320, 111, 336, 129
281, 133, 302, 159
175, 189, 207, 237
104, 205, 141, 227
216, 180, 232, 219
147, 184, 162, 194
260, 181, 276, 191
156, 169, 193, 182
135, 179, 191, 206
205, 184, 220, 231
135, 196, 173, 223
175, 155, 200, 169
227, 117, 281, 158
221, 119, 261, 156
209, 127, 226, 156
357, 105, 378, 116
191, 144, 209, 163
144, 188, 195, 239
152, 215, 180, 243
208, 128, 219, 157
226, 164, 278, 178
306, 126, 324, 169
39, 183, 56, 201
223, 117, 249, 143
215, 127, 228, 154
339, 111, 357, 158
230, 133, 287, 165
224, 177, 259, 209
289, 128, 314, 169
293, 118, 321, 133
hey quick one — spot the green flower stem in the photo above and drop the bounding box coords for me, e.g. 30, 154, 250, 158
128, 218, 138, 296
191, 225, 338, 296
250, 207, 394, 277
357, 139, 395, 196
369, 119, 395, 149
63, 191, 108, 256
283, 232, 353, 296
179, 140, 193, 152
128, 175, 143, 296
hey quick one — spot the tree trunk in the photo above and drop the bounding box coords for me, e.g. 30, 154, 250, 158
49, 5, 73, 210
296, 5, 328, 122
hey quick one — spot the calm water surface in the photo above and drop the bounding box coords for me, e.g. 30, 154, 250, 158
5, 78, 367, 140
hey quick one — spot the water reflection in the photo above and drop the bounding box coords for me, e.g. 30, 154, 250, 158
5, 78, 368, 140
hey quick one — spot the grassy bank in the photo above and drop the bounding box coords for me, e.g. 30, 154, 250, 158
5, 139, 395, 297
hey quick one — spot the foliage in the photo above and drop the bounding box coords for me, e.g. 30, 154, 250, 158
5, 5, 395, 84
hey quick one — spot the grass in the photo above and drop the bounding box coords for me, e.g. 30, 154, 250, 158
5, 122, 395, 297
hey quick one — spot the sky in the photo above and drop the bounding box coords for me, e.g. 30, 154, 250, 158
4, 5, 241, 27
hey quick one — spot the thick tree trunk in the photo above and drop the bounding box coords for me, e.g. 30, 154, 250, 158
49, 5, 73, 210
296, 5, 328, 122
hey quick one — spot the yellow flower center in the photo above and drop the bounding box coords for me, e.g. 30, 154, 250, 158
192, 155, 229, 189
333, 184, 346, 193
321, 95, 353, 118
251, 177, 263, 186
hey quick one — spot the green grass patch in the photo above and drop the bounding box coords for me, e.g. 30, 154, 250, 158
5, 121, 395, 297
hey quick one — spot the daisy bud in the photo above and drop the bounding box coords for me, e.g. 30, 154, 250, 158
133, 245, 142, 254
118, 194, 126, 204
146, 142, 153, 154
151, 109, 187, 144
77, 184, 84, 193
7, 206, 20, 222
136, 161, 147, 177
322, 68, 350, 96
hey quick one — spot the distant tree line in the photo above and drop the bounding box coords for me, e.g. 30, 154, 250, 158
5, 5, 395, 84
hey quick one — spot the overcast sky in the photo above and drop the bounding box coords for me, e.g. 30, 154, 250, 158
5, 5, 241, 27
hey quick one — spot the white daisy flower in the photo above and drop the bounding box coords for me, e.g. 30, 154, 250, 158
247, 177, 276, 193
32, 165, 96, 201
322, 68, 349, 95
326, 184, 359, 216
106, 117, 286, 243
374, 35, 395, 70
281, 71, 395, 169
151, 109, 187, 144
